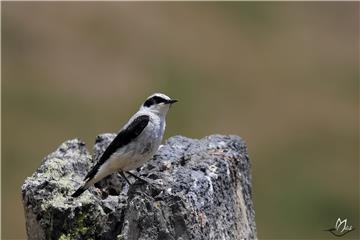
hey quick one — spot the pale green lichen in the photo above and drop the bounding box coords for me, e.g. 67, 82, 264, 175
74, 213, 91, 236
117, 234, 125, 240
58, 234, 72, 240
56, 177, 74, 189
41, 158, 66, 179
58, 212, 96, 240
47, 194, 68, 209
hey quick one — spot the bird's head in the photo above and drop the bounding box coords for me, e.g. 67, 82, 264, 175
140, 93, 178, 116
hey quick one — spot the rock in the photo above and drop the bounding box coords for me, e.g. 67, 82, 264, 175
22, 134, 257, 240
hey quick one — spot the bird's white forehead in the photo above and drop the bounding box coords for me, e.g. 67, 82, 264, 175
147, 93, 171, 100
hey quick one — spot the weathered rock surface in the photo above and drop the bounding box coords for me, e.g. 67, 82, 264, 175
22, 134, 257, 240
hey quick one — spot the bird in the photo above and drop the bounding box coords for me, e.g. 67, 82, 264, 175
72, 93, 177, 197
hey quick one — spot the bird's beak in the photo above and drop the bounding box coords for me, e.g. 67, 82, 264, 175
167, 99, 178, 104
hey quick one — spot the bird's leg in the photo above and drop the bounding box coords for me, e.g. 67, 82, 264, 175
126, 171, 148, 184
119, 171, 131, 185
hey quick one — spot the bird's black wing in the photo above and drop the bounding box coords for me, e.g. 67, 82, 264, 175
84, 115, 150, 181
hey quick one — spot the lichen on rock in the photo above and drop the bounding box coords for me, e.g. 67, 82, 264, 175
22, 135, 257, 240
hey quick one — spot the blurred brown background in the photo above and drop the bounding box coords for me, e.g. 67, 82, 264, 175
2, 2, 359, 239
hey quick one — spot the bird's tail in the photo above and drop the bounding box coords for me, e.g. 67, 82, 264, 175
71, 185, 87, 198
72, 173, 98, 197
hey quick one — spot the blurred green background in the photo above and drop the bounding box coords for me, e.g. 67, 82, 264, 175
2, 2, 359, 239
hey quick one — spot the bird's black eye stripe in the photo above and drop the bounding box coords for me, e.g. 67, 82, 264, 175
143, 96, 168, 107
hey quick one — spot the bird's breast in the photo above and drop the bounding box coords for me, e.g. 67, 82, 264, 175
120, 118, 165, 170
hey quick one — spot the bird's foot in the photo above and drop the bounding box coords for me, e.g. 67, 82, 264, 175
126, 171, 149, 184
119, 171, 132, 185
